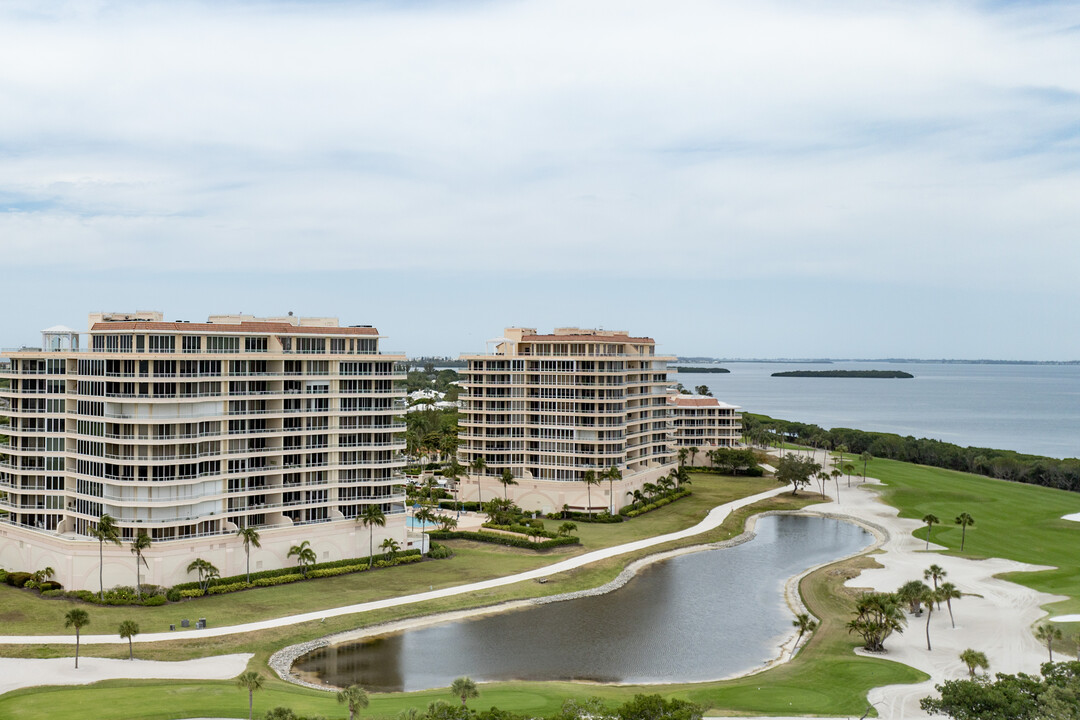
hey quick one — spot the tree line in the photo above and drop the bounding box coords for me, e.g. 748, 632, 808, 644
743, 414, 1080, 493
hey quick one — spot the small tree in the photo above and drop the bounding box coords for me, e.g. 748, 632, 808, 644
236, 526, 261, 584
359, 504, 387, 568
449, 676, 479, 707
470, 456, 487, 507
924, 564, 947, 592
792, 613, 818, 650
954, 513, 975, 552
775, 454, 821, 496
842, 462, 856, 488
380, 537, 401, 561
959, 648, 989, 677
922, 513, 940, 550
499, 468, 518, 499
236, 670, 263, 720
65, 608, 90, 669
337, 684, 370, 720
287, 540, 316, 577
606, 465, 622, 515
90, 513, 121, 601
860, 451, 872, 482
1035, 624, 1063, 662
582, 469, 601, 517
939, 582, 962, 628
130, 533, 151, 599
186, 558, 220, 593
558, 521, 577, 537
118, 620, 140, 660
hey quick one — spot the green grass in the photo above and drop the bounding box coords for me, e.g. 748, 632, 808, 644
0, 488, 929, 719
0, 475, 776, 637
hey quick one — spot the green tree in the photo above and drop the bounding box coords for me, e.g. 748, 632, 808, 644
922, 586, 942, 651
955, 513, 975, 552
236, 526, 261, 585
236, 670, 263, 720
359, 504, 387, 568
558, 521, 577, 537
689, 446, 699, 465
380, 537, 401, 561
860, 451, 872, 482
89, 513, 121, 600
186, 558, 220, 593
694, 384, 712, 397
129, 533, 151, 599
922, 513, 941, 550
677, 447, 688, 466
469, 456, 487, 508
847, 592, 906, 652
449, 676, 479, 707
897, 580, 931, 615
582, 469, 601, 517
64, 608, 90, 669
939, 582, 962, 628
959, 648, 988, 677
606, 465, 622, 514
842, 462, 856, 488
924, 564, 947, 592
287, 540, 316, 577
775, 454, 821, 496
616, 694, 703, 720
499, 468, 517, 499
118, 620, 139, 660
792, 612, 818, 650
336, 685, 369, 720
1036, 624, 1063, 662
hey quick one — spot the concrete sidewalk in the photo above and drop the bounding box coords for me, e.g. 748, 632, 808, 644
0, 484, 788, 646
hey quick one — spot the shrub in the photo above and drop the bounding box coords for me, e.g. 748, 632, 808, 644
0, 569, 8, 584
40, 589, 64, 598
169, 550, 423, 592
308, 565, 367, 579
207, 582, 249, 595
142, 594, 168, 606
37, 580, 62, 592
179, 588, 205, 599
166, 587, 182, 602
6, 571, 32, 588
427, 530, 579, 550
428, 543, 453, 559
251, 574, 304, 588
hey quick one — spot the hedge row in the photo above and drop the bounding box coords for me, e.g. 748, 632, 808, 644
545, 511, 624, 523
481, 522, 557, 538
170, 549, 423, 592
620, 489, 693, 518
427, 530, 579, 550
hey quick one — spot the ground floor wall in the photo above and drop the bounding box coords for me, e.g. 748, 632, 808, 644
0, 514, 410, 591
454, 463, 677, 515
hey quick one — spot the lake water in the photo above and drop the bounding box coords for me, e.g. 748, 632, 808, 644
673, 361, 1080, 459
293, 515, 872, 691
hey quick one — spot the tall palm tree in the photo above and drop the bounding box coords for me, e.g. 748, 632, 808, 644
939, 582, 962, 628
677, 448, 688, 467
606, 466, 622, 514
337, 685, 370, 720
130, 533, 151, 599
860, 451, 872, 482
89, 514, 121, 600
118, 620, 140, 660
380, 537, 401, 561
922, 513, 940, 550
922, 586, 941, 651
959, 648, 989, 677
469, 456, 487, 508
924, 564, 947, 592
287, 540, 316, 577
236, 671, 264, 720
499, 468, 517, 499
582, 470, 600, 517
64, 608, 90, 668
359, 504, 386, 567
186, 558, 220, 593
830, 468, 842, 503
1036, 624, 1062, 662
449, 676, 479, 707
954, 513, 975, 551
842, 462, 856, 488
792, 613, 818, 650
236, 526, 262, 584
689, 446, 699, 466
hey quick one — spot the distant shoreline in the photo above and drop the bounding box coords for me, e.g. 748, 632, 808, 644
677, 357, 1079, 366
771, 370, 914, 379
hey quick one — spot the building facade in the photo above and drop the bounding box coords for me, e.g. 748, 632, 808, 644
0, 312, 408, 590
668, 394, 742, 458
457, 328, 676, 514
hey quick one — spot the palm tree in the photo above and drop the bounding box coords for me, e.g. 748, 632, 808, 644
830, 468, 842, 503
630, 489, 646, 507
89, 513, 121, 600
606, 465, 622, 514
380, 537, 400, 561
558, 521, 577, 537
499, 468, 517, 499
236, 671, 263, 720
842, 462, 856, 488
236, 526, 261, 584
186, 558, 220, 593
582, 469, 601, 517
677, 448, 688, 467
1036, 624, 1063, 662
449, 676, 479, 707
939, 582, 962, 628
469, 456, 487, 507
922, 586, 941, 651
959, 648, 989, 677
860, 451, 872, 482
287, 540, 316, 577
65, 608, 90, 668
130, 533, 151, 599
689, 446, 699, 466
792, 613, 818, 650
118, 620, 140, 660
336, 685, 370, 720
359, 504, 386, 567
897, 580, 929, 615
922, 513, 940, 549
924, 564, 947, 592
955, 513, 975, 551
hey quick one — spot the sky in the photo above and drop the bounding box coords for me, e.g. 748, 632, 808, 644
1, 0, 1078, 360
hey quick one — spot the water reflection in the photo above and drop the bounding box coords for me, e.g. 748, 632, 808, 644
295, 515, 871, 691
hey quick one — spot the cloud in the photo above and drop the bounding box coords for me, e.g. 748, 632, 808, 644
0, 0, 1078, 296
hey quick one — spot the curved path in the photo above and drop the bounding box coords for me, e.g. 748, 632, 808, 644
0, 485, 788, 646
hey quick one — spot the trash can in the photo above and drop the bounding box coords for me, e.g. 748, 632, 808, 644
180, 619, 190, 628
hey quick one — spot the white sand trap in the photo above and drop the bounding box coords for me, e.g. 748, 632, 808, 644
0, 653, 252, 695
1062, 512, 1080, 522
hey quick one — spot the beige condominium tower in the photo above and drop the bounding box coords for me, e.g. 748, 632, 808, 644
0, 312, 408, 590
457, 328, 676, 514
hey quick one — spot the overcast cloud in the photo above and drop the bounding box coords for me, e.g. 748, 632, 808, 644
1, 0, 1078, 358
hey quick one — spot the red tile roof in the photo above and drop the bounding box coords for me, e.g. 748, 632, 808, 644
90, 322, 379, 336
520, 334, 654, 343
669, 396, 721, 407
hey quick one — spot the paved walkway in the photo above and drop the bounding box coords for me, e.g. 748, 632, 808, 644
0, 484, 788, 646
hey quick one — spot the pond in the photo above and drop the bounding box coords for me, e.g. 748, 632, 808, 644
294, 515, 872, 692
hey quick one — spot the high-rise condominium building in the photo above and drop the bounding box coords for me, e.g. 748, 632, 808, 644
0, 312, 408, 589
668, 394, 742, 454
457, 328, 676, 514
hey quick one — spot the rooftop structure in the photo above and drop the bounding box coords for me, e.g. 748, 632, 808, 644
668, 393, 743, 456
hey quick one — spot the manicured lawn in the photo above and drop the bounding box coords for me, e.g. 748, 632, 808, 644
0, 474, 775, 638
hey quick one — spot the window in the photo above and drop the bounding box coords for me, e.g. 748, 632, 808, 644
182, 336, 201, 353
148, 335, 175, 353
245, 336, 267, 352
296, 338, 325, 354
208, 336, 240, 353
330, 338, 346, 354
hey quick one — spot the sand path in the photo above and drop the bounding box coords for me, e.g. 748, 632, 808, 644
0, 654, 253, 696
